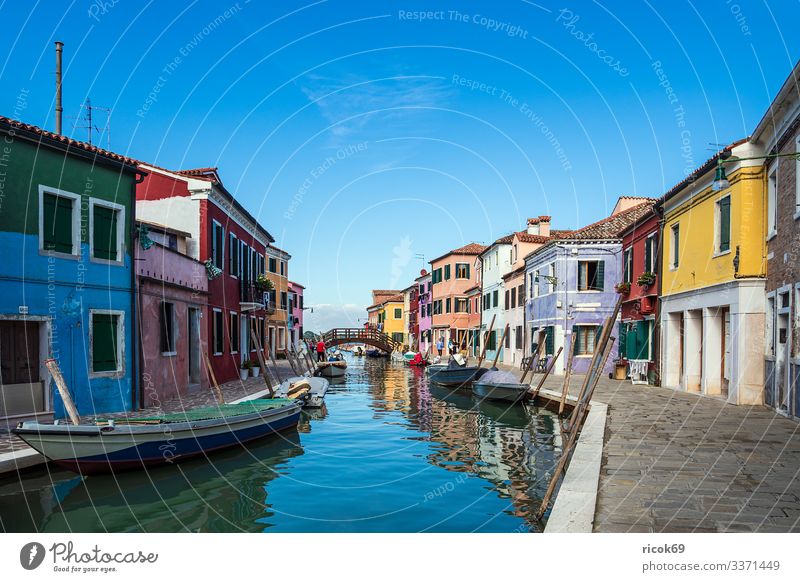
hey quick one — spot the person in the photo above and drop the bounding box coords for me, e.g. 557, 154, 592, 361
316, 339, 326, 362
448, 338, 454, 355
436, 337, 444, 355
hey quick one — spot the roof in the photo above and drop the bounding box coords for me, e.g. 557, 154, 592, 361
0, 115, 141, 170
430, 243, 488, 264
266, 244, 291, 259
288, 281, 305, 290
751, 60, 800, 145
502, 265, 526, 280
564, 201, 655, 240
137, 219, 192, 239
515, 231, 554, 244
463, 284, 481, 294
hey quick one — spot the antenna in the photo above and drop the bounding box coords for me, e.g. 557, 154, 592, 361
71, 98, 112, 148
414, 253, 425, 268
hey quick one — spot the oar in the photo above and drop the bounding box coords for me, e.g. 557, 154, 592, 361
489, 324, 509, 369
477, 314, 496, 367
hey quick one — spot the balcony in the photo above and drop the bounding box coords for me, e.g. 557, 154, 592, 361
239, 279, 265, 312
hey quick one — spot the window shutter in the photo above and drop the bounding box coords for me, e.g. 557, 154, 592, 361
618, 323, 627, 358
93, 206, 117, 260
644, 238, 652, 273
596, 260, 605, 291
578, 263, 586, 290
719, 197, 731, 252
43, 194, 74, 253
545, 326, 554, 355
92, 314, 118, 372
465, 264, 470, 279
444, 264, 451, 280
652, 234, 659, 274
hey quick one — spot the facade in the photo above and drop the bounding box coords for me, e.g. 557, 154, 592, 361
0, 117, 140, 422
524, 199, 652, 376
381, 296, 406, 345
479, 236, 513, 364
750, 62, 800, 417
416, 272, 432, 354
403, 283, 419, 351
136, 165, 276, 385
465, 281, 482, 357
617, 207, 661, 384
136, 220, 209, 407
430, 243, 487, 355
658, 140, 766, 405
265, 244, 291, 357
288, 281, 304, 351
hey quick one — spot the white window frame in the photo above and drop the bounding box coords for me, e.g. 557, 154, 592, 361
533, 269, 540, 297
38, 185, 81, 259
645, 233, 657, 273
714, 193, 732, 257
768, 166, 778, 239
212, 308, 224, 356
623, 247, 633, 283
88, 308, 125, 378
88, 198, 125, 265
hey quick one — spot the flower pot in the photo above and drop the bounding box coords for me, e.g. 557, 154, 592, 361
239, 369, 249, 381
251, 367, 260, 378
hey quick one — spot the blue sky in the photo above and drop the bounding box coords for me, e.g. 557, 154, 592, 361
1, 0, 798, 330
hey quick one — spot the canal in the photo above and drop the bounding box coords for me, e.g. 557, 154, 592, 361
0, 355, 563, 533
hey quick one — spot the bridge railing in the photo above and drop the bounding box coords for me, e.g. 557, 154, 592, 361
322, 327, 400, 351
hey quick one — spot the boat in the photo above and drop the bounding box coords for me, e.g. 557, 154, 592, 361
408, 353, 428, 367
428, 365, 489, 388
275, 376, 329, 408
12, 399, 303, 475
472, 370, 532, 403
366, 349, 388, 358
316, 360, 347, 378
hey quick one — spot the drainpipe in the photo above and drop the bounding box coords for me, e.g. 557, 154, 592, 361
654, 202, 666, 387
132, 170, 146, 410
55, 41, 63, 134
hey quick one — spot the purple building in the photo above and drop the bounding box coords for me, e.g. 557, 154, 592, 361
524, 198, 654, 375
416, 270, 432, 354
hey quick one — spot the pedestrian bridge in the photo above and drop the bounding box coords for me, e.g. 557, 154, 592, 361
322, 328, 400, 353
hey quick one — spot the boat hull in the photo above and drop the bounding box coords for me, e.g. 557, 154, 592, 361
277, 376, 329, 408
472, 381, 531, 403
316, 363, 347, 378
13, 402, 302, 474
428, 366, 488, 388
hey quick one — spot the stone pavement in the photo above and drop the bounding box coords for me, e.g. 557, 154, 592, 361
530, 372, 800, 533
0, 360, 300, 464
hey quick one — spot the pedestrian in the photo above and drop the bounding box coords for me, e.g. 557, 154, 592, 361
316, 338, 326, 362
436, 337, 444, 355
448, 338, 454, 355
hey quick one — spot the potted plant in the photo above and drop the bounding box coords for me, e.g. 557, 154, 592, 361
614, 281, 631, 295
255, 274, 274, 293
239, 359, 252, 381
251, 360, 261, 378
637, 271, 656, 288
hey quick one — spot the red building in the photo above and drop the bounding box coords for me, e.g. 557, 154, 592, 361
618, 206, 660, 385
405, 283, 419, 350
136, 164, 275, 385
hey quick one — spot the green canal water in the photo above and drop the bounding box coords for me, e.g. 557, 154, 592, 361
0, 356, 563, 533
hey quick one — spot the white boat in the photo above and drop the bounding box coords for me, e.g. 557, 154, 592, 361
316, 360, 347, 378
275, 376, 329, 408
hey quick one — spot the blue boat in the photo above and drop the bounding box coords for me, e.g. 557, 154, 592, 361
428, 366, 489, 388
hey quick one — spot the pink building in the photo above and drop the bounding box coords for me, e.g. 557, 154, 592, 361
288, 281, 305, 350
135, 220, 209, 408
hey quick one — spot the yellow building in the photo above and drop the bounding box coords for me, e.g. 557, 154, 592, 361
658, 139, 767, 405
366, 290, 405, 348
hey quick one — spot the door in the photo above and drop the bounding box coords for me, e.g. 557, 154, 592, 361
187, 308, 201, 386
0, 320, 44, 418
777, 311, 789, 411
721, 308, 730, 397
268, 326, 276, 358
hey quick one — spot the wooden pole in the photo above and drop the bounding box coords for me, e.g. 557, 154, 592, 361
303, 348, 318, 375
530, 346, 563, 399
520, 330, 545, 385
559, 331, 579, 415
490, 324, 509, 369
519, 345, 537, 383
201, 352, 225, 405
477, 314, 496, 367
44, 358, 81, 425
250, 327, 275, 398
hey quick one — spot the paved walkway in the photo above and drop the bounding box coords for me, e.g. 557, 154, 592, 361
532, 372, 800, 532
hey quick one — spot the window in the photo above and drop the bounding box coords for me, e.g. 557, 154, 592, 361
392, 332, 404, 344
229, 233, 239, 276
533, 270, 540, 297
280, 260, 286, 276
573, 325, 600, 356
230, 312, 240, 354
40, 188, 79, 255
278, 326, 286, 349
486, 330, 497, 351
444, 264, 451, 280
394, 307, 402, 319
623, 248, 633, 283
281, 291, 288, 310
445, 298, 451, 313
511, 287, 517, 309
515, 325, 523, 349
241, 242, 250, 282
455, 298, 468, 313
211, 221, 225, 269
529, 272, 535, 298
644, 234, 658, 274
90, 199, 124, 263
419, 284, 425, 295
269, 257, 277, 273
768, 168, 777, 237
716, 195, 731, 254
432, 300, 442, 315
160, 301, 176, 354
517, 284, 524, 307
90, 310, 123, 375
544, 326, 554, 355
504, 330, 511, 349
432, 268, 443, 284
492, 289, 499, 308
505, 289, 510, 310
578, 260, 604, 291
455, 263, 469, 279
671, 224, 680, 269
212, 309, 224, 355
547, 264, 556, 294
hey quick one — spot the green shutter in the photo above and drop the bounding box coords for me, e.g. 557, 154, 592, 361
618, 323, 627, 358
93, 206, 118, 261
444, 264, 451, 280
545, 326, 554, 355
43, 193, 74, 253
92, 313, 118, 372
719, 197, 731, 252
596, 260, 605, 291
465, 264, 470, 279
644, 238, 652, 273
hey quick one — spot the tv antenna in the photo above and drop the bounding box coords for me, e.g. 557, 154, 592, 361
70, 98, 111, 148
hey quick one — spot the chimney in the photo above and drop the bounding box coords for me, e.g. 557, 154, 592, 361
526, 217, 540, 235
538, 216, 551, 237
55, 41, 63, 134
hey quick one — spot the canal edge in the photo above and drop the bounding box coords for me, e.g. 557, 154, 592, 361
538, 389, 607, 534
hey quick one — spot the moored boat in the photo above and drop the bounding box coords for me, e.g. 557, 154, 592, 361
428, 365, 488, 388
472, 380, 530, 403
316, 360, 347, 378
12, 399, 302, 474
276, 376, 329, 408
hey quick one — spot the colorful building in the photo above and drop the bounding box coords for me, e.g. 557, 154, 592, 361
265, 244, 291, 357
135, 220, 209, 407
658, 140, 767, 405
403, 282, 419, 351
136, 165, 276, 385
0, 116, 141, 422
416, 272, 432, 354
524, 199, 652, 376
430, 243, 486, 355
617, 206, 661, 385
478, 236, 514, 364
288, 281, 305, 352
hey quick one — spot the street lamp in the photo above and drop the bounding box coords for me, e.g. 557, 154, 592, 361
712, 149, 800, 191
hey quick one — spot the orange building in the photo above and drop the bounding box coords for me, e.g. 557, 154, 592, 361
429, 243, 487, 355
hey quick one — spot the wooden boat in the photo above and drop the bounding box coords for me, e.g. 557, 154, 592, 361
12, 399, 302, 475
472, 379, 531, 403
366, 349, 388, 358
428, 366, 489, 388
275, 376, 329, 408
315, 360, 347, 378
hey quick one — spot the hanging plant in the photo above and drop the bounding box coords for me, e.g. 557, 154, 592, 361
614, 281, 631, 295
137, 224, 155, 250
637, 271, 656, 286
204, 259, 223, 280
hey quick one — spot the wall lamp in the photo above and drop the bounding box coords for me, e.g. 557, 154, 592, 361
712, 149, 800, 191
